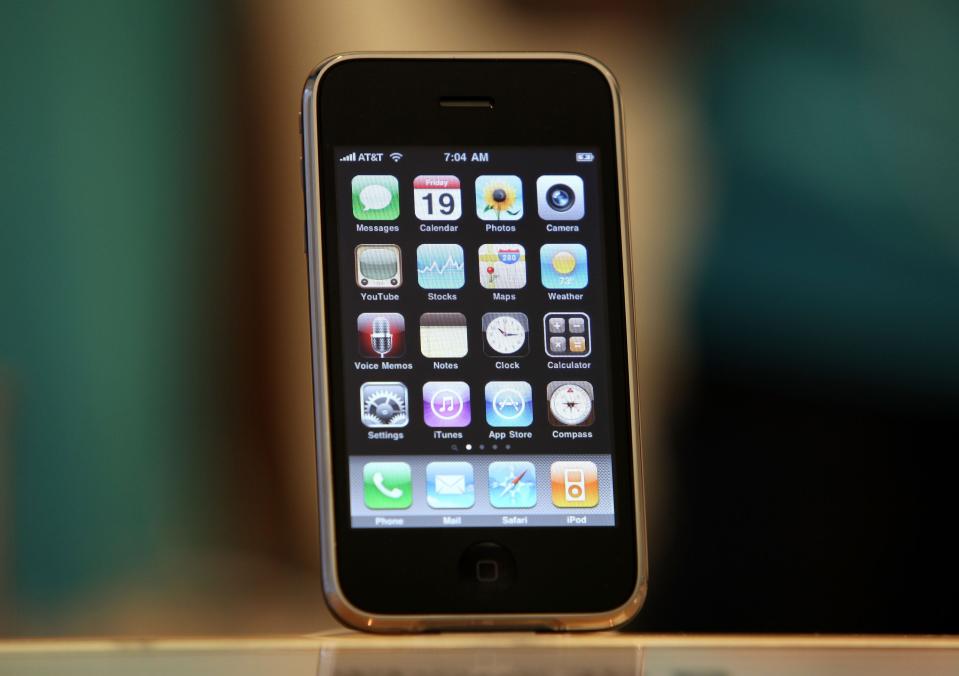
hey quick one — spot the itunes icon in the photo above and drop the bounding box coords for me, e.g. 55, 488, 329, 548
423, 381, 471, 427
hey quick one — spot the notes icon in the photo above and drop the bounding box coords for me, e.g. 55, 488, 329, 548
423, 381, 471, 428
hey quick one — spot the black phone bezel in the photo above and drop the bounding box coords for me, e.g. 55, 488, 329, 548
313, 57, 639, 616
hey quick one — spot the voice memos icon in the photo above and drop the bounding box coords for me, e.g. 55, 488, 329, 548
357, 312, 406, 359
371, 316, 393, 357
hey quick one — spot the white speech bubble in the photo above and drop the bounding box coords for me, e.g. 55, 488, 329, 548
359, 184, 392, 211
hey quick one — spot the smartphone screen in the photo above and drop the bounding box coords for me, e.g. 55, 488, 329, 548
307, 57, 642, 621
332, 148, 616, 528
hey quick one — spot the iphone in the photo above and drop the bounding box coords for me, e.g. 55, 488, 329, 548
301, 53, 646, 631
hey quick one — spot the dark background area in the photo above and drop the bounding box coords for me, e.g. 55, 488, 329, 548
1, 0, 957, 636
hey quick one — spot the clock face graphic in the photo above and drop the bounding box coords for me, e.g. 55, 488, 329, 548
547, 381, 595, 426
482, 312, 529, 356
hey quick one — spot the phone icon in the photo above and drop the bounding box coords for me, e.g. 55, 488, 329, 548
363, 462, 412, 509
375, 474, 402, 498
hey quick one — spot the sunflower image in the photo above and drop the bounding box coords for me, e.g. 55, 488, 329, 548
476, 175, 523, 220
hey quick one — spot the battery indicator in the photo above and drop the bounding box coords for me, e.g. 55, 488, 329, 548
575, 152, 595, 162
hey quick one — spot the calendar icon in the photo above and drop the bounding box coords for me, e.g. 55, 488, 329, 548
413, 175, 462, 221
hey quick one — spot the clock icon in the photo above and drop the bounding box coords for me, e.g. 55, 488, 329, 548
547, 381, 595, 426
482, 312, 529, 356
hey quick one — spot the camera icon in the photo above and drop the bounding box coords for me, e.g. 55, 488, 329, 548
536, 175, 585, 221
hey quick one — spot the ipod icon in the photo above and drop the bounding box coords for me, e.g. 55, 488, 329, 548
550, 461, 599, 508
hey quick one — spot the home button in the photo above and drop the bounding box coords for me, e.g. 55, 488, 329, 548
475, 559, 499, 582
459, 542, 515, 592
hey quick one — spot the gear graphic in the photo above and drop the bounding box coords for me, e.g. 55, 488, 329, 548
362, 388, 408, 427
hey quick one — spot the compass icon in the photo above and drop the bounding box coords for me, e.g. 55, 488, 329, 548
546, 381, 594, 427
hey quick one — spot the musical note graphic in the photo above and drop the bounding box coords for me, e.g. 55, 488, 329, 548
423, 382, 471, 427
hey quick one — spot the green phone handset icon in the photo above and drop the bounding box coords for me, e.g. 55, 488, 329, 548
373, 471, 402, 499
363, 462, 412, 509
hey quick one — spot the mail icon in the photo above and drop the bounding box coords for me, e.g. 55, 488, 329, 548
435, 474, 466, 495
426, 461, 475, 509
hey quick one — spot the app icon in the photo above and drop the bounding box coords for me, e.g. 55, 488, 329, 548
360, 382, 409, 428
423, 381, 471, 427
550, 461, 599, 508
536, 175, 585, 221
488, 461, 537, 508
478, 243, 526, 289
540, 243, 588, 289
475, 175, 523, 221
354, 244, 402, 288
357, 313, 405, 358
426, 461, 475, 509
547, 381, 594, 427
485, 381, 533, 427
416, 243, 465, 289
482, 312, 529, 357
420, 312, 468, 358
352, 175, 399, 220
543, 312, 591, 357
362, 461, 412, 509
413, 175, 462, 221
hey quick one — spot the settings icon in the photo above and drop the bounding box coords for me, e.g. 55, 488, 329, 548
361, 382, 409, 428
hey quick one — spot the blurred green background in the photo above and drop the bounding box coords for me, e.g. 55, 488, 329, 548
1, 0, 957, 636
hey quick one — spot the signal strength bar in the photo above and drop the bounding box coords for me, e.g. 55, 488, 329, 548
339, 152, 356, 162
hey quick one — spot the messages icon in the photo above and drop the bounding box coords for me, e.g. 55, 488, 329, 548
352, 175, 399, 220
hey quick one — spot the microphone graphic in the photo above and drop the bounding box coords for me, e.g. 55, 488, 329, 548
370, 315, 393, 358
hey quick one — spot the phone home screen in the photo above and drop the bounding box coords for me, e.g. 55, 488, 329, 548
332, 147, 617, 529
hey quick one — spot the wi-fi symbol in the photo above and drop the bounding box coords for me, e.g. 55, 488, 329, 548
389, 152, 403, 162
